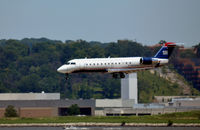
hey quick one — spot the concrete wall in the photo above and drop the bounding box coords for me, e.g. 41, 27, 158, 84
96, 99, 134, 108
0, 93, 60, 100
96, 99, 122, 108
95, 110, 105, 116
121, 73, 138, 104
154, 96, 200, 103
96, 107, 200, 116
173, 100, 200, 107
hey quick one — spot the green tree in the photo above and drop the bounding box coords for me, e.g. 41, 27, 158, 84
4, 105, 18, 117
68, 104, 80, 115
180, 49, 196, 58
17, 74, 40, 92
194, 43, 200, 58
0, 82, 9, 92
0, 38, 199, 101
158, 40, 166, 45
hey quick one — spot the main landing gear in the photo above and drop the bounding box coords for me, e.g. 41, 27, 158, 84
113, 73, 118, 78
120, 73, 125, 78
112, 73, 125, 79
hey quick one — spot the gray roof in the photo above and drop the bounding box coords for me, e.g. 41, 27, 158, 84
0, 93, 60, 100
0, 99, 95, 108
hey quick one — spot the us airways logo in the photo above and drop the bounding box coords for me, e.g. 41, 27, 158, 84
162, 50, 168, 55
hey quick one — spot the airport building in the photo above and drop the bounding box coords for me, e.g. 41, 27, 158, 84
0, 73, 200, 118
0, 93, 95, 118
0, 93, 200, 118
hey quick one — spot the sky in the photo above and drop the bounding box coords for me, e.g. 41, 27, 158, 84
0, 0, 200, 46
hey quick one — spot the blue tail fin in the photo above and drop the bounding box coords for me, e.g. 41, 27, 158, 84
154, 42, 176, 59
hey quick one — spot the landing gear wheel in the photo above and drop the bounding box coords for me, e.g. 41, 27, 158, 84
65, 74, 69, 80
120, 73, 125, 78
155, 63, 160, 68
112, 73, 118, 79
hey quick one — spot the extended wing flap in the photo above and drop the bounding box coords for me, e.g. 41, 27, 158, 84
107, 67, 154, 74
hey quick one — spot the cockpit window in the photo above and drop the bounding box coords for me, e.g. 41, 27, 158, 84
66, 62, 76, 65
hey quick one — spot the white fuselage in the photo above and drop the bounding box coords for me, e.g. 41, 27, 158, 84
57, 57, 168, 74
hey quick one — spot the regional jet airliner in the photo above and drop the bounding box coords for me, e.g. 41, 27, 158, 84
57, 42, 176, 80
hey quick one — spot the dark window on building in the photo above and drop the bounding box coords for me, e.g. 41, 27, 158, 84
58, 107, 92, 116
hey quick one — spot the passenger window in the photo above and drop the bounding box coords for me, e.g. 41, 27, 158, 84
71, 62, 76, 65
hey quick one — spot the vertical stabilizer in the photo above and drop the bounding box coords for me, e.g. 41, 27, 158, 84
154, 42, 176, 59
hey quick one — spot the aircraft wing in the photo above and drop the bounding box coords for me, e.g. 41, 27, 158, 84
107, 67, 154, 74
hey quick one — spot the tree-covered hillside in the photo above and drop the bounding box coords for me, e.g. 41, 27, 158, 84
0, 38, 199, 102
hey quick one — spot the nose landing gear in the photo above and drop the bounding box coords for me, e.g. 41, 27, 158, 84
65, 74, 69, 80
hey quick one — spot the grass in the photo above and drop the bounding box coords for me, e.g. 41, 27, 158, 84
0, 111, 200, 124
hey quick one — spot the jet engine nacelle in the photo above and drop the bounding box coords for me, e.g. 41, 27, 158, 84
140, 57, 160, 65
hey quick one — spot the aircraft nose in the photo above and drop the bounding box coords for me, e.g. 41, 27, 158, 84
57, 65, 68, 73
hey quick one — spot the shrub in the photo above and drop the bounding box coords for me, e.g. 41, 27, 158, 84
197, 113, 200, 120
4, 105, 18, 117
167, 120, 173, 126
68, 104, 80, 116
121, 121, 126, 126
